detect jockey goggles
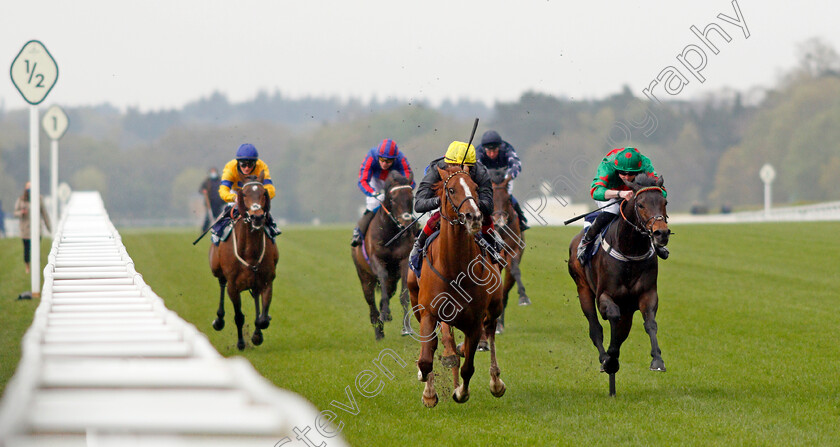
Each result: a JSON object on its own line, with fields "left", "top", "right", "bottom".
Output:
{"left": 238, "top": 159, "right": 256, "bottom": 168}
{"left": 378, "top": 157, "right": 395, "bottom": 164}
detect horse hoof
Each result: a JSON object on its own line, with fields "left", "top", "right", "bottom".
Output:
{"left": 518, "top": 295, "right": 531, "bottom": 306}
{"left": 441, "top": 355, "right": 458, "bottom": 369}
{"left": 452, "top": 388, "right": 470, "bottom": 404}
{"left": 252, "top": 332, "right": 263, "bottom": 346}
{"left": 422, "top": 393, "right": 438, "bottom": 408}
{"left": 380, "top": 310, "right": 392, "bottom": 322}
{"left": 401, "top": 327, "right": 411, "bottom": 336}
{"left": 602, "top": 357, "right": 619, "bottom": 375}
{"left": 650, "top": 360, "right": 666, "bottom": 372}
{"left": 237, "top": 340, "right": 246, "bottom": 351}
{"left": 455, "top": 343, "right": 465, "bottom": 358}
{"left": 495, "top": 322, "right": 504, "bottom": 334}
{"left": 490, "top": 379, "right": 506, "bottom": 398}
{"left": 256, "top": 317, "right": 270, "bottom": 330}
{"left": 212, "top": 319, "right": 224, "bottom": 331}
{"left": 477, "top": 340, "right": 489, "bottom": 352}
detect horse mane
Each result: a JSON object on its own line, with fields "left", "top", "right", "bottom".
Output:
{"left": 384, "top": 171, "right": 411, "bottom": 190}
{"left": 487, "top": 168, "right": 507, "bottom": 185}
{"left": 632, "top": 173, "right": 664, "bottom": 189}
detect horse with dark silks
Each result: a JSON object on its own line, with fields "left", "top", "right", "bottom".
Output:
{"left": 567, "top": 174, "right": 670, "bottom": 395}
{"left": 407, "top": 164, "right": 505, "bottom": 407}
{"left": 209, "top": 172, "right": 279, "bottom": 350}
{"left": 351, "top": 172, "right": 416, "bottom": 340}
{"left": 487, "top": 168, "right": 529, "bottom": 334}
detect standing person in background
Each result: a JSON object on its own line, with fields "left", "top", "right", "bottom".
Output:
{"left": 199, "top": 167, "right": 225, "bottom": 232}
{"left": 14, "top": 182, "right": 51, "bottom": 274}
{"left": 0, "top": 200, "right": 6, "bottom": 238}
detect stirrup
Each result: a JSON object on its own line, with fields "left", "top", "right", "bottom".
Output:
{"left": 576, "top": 238, "right": 592, "bottom": 262}
{"left": 350, "top": 228, "right": 363, "bottom": 247}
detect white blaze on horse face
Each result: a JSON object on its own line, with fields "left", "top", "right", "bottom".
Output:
{"left": 459, "top": 178, "right": 480, "bottom": 216}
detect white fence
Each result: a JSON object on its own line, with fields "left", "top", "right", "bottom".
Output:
{"left": 0, "top": 192, "right": 345, "bottom": 447}
{"left": 669, "top": 200, "right": 840, "bottom": 224}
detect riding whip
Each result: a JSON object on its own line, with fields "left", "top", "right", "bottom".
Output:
{"left": 461, "top": 118, "right": 479, "bottom": 169}
{"left": 563, "top": 200, "right": 622, "bottom": 226}
{"left": 192, "top": 210, "right": 227, "bottom": 245}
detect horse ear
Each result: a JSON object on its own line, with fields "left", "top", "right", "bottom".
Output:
{"left": 436, "top": 166, "right": 447, "bottom": 180}
{"left": 657, "top": 175, "right": 664, "bottom": 188}
{"left": 263, "top": 190, "right": 271, "bottom": 213}
{"left": 258, "top": 171, "right": 265, "bottom": 183}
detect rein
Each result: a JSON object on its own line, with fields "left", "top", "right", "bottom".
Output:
{"left": 232, "top": 180, "right": 268, "bottom": 271}
{"left": 376, "top": 184, "right": 414, "bottom": 232}
{"left": 440, "top": 170, "right": 478, "bottom": 226}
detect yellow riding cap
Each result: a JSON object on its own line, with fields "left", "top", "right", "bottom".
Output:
{"left": 443, "top": 141, "right": 477, "bottom": 165}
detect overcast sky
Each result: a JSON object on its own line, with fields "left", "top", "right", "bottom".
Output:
{"left": 1, "top": 0, "right": 837, "bottom": 112}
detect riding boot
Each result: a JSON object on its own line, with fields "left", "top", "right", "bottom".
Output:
{"left": 409, "top": 231, "right": 429, "bottom": 272}
{"left": 267, "top": 212, "right": 282, "bottom": 237}
{"left": 655, "top": 245, "right": 670, "bottom": 260}
{"left": 511, "top": 197, "right": 529, "bottom": 231}
{"left": 478, "top": 232, "right": 506, "bottom": 264}
{"left": 351, "top": 210, "right": 375, "bottom": 247}
{"left": 576, "top": 212, "right": 614, "bottom": 262}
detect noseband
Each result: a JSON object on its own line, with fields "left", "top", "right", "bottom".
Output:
{"left": 440, "top": 170, "right": 478, "bottom": 226}
{"left": 620, "top": 186, "right": 668, "bottom": 238}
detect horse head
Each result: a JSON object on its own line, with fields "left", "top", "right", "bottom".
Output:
{"left": 488, "top": 168, "right": 512, "bottom": 230}
{"left": 383, "top": 171, "right": 415, "bottom": 227}
{"left": 435, "top": 164, "right": 482, "bottom": 235}
{"left": 236, "top": 172, "right": 269, "bottom": 231}
{"left": 627, "top": 174, "right": 670, "bottom": 249}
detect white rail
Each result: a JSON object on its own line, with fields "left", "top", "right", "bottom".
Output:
{"left": 669, "top": 200, "right": 840, "bottom": 224}
{"left": 0, "top": 192, "right": 346, "bottom": 447}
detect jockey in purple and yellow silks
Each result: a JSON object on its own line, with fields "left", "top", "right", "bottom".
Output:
{"left": 576, "top": 147, "right": 668, "bottom": 262}
{"left": 350, "top": 139, "right": 414, "bottom": 246}
{"left": 210, "top": 143, "right": 280, "bottom": 243}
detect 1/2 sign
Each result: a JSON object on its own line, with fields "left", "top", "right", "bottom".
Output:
{"left": 42, "top": 105, "right": 69, "bottom": 140}
{"left": 10, "top": 40, "right": 58, "bottom": 105}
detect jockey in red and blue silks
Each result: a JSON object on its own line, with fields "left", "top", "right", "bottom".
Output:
{"left": 351, "top": 139, "right": 415, "bottom": 246}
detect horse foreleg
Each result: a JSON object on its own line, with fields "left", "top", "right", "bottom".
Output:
{"left": 487, "top": 326, "right": 505, "bottom": 398}
{"left": 417, "top": 313, "right": 439, "bottom": 408}
{"left": 453, "top": 326, "right": 481, "bottom": 404}
{"left": 510, "top": 257, "right": 530, "bottom": 305}
{"left": 603, "top": 305, "right": 633, "bottom": 375}
{"left": 212, "top": 277, "right": 227, "bottom": 331}
{"left": 640, "top": 290, "right": 665, "bottom": 371}
{"left": 399, "top": 260, "right": 411, "bottom": 335}
{"left": 439, "top": 322, "right": 460, "bottom": 390}
{"left": 228, "top": 287, "right": 246, "bottom": 351}
{"left": 378, "top": 271, "right": 396, "bottom": 323}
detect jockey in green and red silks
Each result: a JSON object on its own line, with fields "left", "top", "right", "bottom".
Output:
{"left": 577, "top": 147, "right": 668, "bottom": 262}
{"left": 350, "top": 139, "right": 415, "bottom": 247}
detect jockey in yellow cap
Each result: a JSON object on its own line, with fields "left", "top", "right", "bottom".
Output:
{"left": 409, "top": 141, "right": 501, "bottom": 274}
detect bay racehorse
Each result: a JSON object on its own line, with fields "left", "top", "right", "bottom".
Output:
{"left": 487, "top": 168, "right": 529, "bottom": 334}
{"left": 351, "top": 172, "right": 416, "bottom": 340}
{"left": 209, "top": 172, "right": 279, "bottom": 350}
{"left": 567, "top": 174, "right": 670, "bottom": 394}
{"left": 407, "top": 164, "right": 505, "bottom": 407}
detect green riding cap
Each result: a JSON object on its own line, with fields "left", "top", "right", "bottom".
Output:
{"left": 589, "top": 147, "right": 666, "bottom": 201}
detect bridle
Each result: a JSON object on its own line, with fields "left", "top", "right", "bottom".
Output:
{"left": 491, "top": 184, "right": 512, "bottom": 226}
{"left": 232, "top": 181, "right": 267, "bottom": 271}
{"left": 619, "top": 186, "right": 668, "bottom": 239}
{"left": 376, "top": 184, "right": 414, "bottom": 232}
{"left": 440, "top": 170, "right": 478, "bottom": 226}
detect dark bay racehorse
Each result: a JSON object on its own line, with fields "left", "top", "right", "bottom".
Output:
{"left": 351, "top": 172, "right": 416, "bottom": 340}
{"left": 567, "top": 174, "right": 670, "bottom": 394}
{"left": 407, "top": 164, "right": 505, "bottom": 407}
{"left": 488, "top": 168, "right": 529, "bottom": 334}
{"left": 209, "top": 172, "right": 279, "bottom": 350}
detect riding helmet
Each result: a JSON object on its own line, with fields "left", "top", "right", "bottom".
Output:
{"left": 613, "top": 147, "right": 644, "bottom": 173}
{"left": 236, "top": 143, "right": 259, "bottom": 160}
{"left": 480, "top": 130, "right": 502, "bottom": 147}
{"left": 444, "top": 141, "right": 476, "bottom": 165}
{"left": 377, "top": 139, "right": 399, "bottom": 159}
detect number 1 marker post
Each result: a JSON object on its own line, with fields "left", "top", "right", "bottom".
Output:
{"left": 43, "top": 105, "right": 69, "bottom": 225}
{"left": 10, "top": 40, "right": 59, "bottom": 298}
